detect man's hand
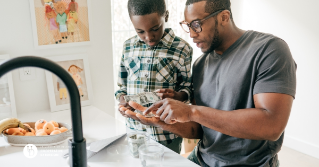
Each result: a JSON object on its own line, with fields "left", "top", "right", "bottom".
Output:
{"left": 118, "top": 95, "right": 135, "bottom": 118}
{"left": 123, "top": 101, "right": 203, "bottom": 139}
{"left": 144, "top": 98, "right": 192, "bottom": 124}
{"left": 121, "top": 101, "right": 164, "bottom": 128}
{"left": 155, "top": 89, "right": 187, "bottom": 102}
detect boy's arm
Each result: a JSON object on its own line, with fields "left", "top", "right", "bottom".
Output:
{"left": 155, "top": 45, "right": 193, "bottom": 102}
{"left": 176, "top": 45, "right": 193, "bottom": 102}
{"left": 115, "top": 54, "right": 128, "bottom": 101}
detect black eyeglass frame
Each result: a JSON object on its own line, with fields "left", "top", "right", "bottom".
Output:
{"left": 179, "top": 10, "right": 227, "bottom": 33}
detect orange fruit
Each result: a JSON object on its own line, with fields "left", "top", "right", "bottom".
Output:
{"left": 25, "top": 132, "right": 35, "bottom": 136}
{"left": 59, "top": 127, "right": 68, "bottom": 133}
{"left": 36, "top": 131, "right": 48, "bottom": 136}
{"left": 49, "top": 120, "right": 59, "bottom": 127}
{"left": 18, "top": 128, "right": 27, "bottom": 134}
{"left": 30, "top": 128, "right": 36, "bottom": 134}
{"left": 43, "top": 122, "right": 55, "bottom": 135}
{"left": 5, "top": 128, "right": 20, "bottom": 135}
{"left": 36, "top": 129, "right": 44, "bottom": 136}
{"left": 50, "top": 130, "right": 61, "bottom": 135}
{"left": 35, "top": 119, "right": 47, "bottom": 130}
{"left": 12, "top": 132, "right": 24, "bottom": 136}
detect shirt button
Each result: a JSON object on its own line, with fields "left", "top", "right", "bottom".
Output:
{"left": 145, "top": 74, "right": 149, "bottom": 77}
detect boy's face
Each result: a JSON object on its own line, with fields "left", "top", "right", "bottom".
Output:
{"left": 130, "top": 12, "right": 167, "bottom": 47}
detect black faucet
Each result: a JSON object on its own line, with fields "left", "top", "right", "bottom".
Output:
{"left": 0, "top": 56, "right": 87, "bottom": 167}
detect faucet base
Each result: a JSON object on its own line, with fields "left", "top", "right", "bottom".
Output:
{"left": 68, "top": 138, "right": 87, "bottom": 167}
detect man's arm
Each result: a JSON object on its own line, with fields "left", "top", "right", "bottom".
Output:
{"left": 123, "top": 101, "right": 203, "bottom": 139}
{"left": 148, "top": 93, "right": 293, "bottom": 141}
{"left": 160, "top": 121, "right": 203, "bottom": 139}
{"left": 191, "top": 93, "right": 294, "bottom": 141}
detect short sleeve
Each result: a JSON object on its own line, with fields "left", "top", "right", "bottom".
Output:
{"left": 253, "top": 38, "right": 297, "bottom": 98}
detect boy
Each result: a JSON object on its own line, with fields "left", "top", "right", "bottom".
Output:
{"left": 114, "top": 0, "right": 193, "bottom": 154}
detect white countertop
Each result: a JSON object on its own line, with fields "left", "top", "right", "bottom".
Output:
{"left": 0, "top": 106, "right": 199, "bottom": 167}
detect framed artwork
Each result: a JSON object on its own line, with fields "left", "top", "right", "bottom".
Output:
{"left": 29, "top": 0, "right": 92, "bottom": 49}
{"left": 45, "top": 53, "right": 93, "bottom": 112}
{"left": 0, "top": 54, "right": 17, "bottom": 119}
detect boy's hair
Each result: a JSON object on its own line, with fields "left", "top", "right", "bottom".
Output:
{"left": 128, "top": 0, "right": 166, "bottom": 17}
{"left": 186, "top": 0, "right": 232, "bottom": 19}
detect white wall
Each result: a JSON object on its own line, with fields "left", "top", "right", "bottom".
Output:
{"left": 0, "top": 1, "right": 115, "bottom": 116}
{"left": 231, "top": 0, "right": 319, "bottom": 159}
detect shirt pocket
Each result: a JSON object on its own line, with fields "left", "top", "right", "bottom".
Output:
{"left": 124, "top": 56, "right": 140, "bottom": 81}
{"left": 155, "top": 57, "right": 177, "bottom": 83}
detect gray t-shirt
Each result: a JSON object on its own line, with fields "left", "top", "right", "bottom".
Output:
{"left": 192, "top": 31, "right": 296, "bottom": 167}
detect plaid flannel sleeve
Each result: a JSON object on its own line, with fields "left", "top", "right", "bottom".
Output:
{"left": 115, "top": 54, "right": 128, "bottom": 101}
{"left": 176, "top": 45, "right": 193, "bottom": 103}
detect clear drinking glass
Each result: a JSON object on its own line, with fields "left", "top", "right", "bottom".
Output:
{"left": 138, "top": 144, "right": 164, "bottom": 167}
{"left": 127, "top": 131, "right": 150, "bottom": 158}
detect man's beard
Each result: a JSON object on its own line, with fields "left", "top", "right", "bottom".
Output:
{"left": 204, "top": 18, "right": 221, "bottom": 54}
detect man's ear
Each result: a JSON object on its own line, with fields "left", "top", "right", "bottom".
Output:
{"left": 165, "top": 10, "right": 169, "bottom": 22}
{"left": 220, "top": 10, "right": 231, "bottom": 26}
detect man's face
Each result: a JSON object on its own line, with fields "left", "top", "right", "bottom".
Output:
{"left": 184, "top": 1, "right": 221, "bottom": 53}
{"left": 130, "top": 13, "right": 166, "bottom": 47}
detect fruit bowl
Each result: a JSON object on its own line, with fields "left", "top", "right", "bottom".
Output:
{"left": 2, "top": 122, "right": 72, "bottom": 146}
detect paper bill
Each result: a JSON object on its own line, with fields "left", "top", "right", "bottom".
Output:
{"left": 124, "top": 95, "right": 141, "bottom": 104}
{"left": 144, "top": 92, "right": 161, "bottom": 102}
{"left": 124, "top": 92, "right": 160, "bottom": 105}
{"left": 123, "top": 92, "right": 161, "bottom": 117}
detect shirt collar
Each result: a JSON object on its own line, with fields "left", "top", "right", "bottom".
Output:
{"left": 133, "top": 28, "right": 175, "bottom": 49}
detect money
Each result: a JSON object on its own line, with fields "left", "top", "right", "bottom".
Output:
{"left": 124, "top": 92, "right": 160, "bottom": 105}
{"left": 123, "top": 94, "right": 141, "bottom": 104}
{"left": 123, "top": 92, "right": 161, "bottom": 118}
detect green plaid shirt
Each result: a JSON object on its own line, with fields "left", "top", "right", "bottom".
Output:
{"left": 115, "top": 28, "right": 193, "bottom": 143}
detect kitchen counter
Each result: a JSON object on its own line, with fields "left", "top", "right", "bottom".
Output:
{"left": 0, "top": 106, "right": 199, "bottom": 167}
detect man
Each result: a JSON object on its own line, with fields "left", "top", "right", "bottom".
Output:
{"left": 121, "top": 0, "right": 296, "bottom": 166}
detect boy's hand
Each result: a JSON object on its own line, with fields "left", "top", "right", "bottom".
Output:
{"left": 155, "top": 89, "right": 187, "bottom": 102}
{"left": 122, "top": 101, "right": 164, "bottom": 128}
{"left": 118, "top": 95, "right": 135, "bottom": 118}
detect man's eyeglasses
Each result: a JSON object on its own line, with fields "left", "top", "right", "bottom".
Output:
{"left": 179, "top": 10, "right": 225, "bottom": 33}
